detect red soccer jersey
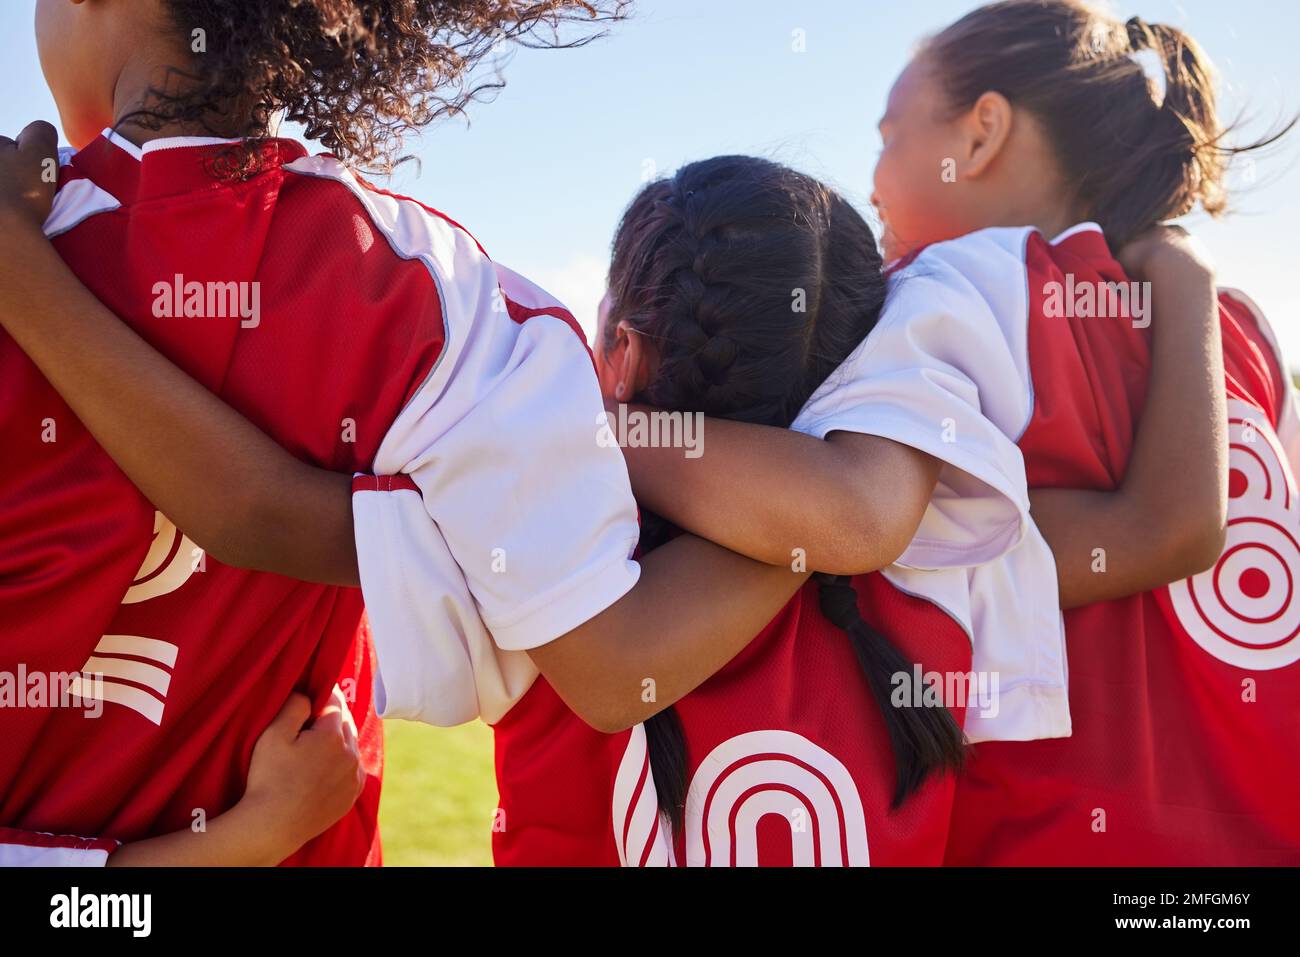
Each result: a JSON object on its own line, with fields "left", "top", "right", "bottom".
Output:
{"left": 492, "top": 573, "right": 972, "bottom": 867}
{"left": 943, "top": 224, "right": 1300, "bottom": 865}
{"left": 0, "top": 130, "right": 462, "bottom": 864}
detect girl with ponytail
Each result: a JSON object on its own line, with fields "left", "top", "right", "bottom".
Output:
{"left": 600, "top": 156, "right": 969, "bottom": 827}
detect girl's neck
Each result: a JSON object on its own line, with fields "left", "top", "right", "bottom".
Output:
{"left": 1028, "top": 206, "right": 1094, "bottom": 242}
{"left": 967, "top": 190, "right": 1091, "bottom": 245}
{"left": 108, "top": 53, "right": 250, "bottom": 147}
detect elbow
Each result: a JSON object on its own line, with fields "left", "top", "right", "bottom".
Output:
{"left": 571, "top": 702, "right": 638, "bottom": 736}
{"left": 194, "top": 491, "right": 273, "bottom": 572}
{"left": 196, "top": 538, "right": 258, "bottom": 574}
{"left": 1159, "top": 504, "right": 1228, "bottom": 581}
{"left": 1179, "top": 520, "right": 1229, "bottom": 580}
{"left": 555, "top": 685, "right": 645, "bottom": 735}
{"left": 571, "top": 692, "right": 645, "bottom": 734}
{"left": 818, "top": 471, "right": 930, "bottom": 575}
{"left": 587, "top": 712, "right": 639, "bottom": 736}
{"left": 818, "top": 509, "right": 916, "bottom": 576}
{"left": 869, "top": 523, "right": 915, "bottom": 572}
{"left": 166, "top": 523, "right": 246, "bottom": 572}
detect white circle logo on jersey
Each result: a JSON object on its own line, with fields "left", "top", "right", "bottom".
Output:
{"left": 122, "top": 511, "right": 200, "bottom": 604}
{"left": 1169, "top": 400, "right": 1300, "bottom": 670}
{"left": 684, "top": 729, "right": 869, "bottom": 867}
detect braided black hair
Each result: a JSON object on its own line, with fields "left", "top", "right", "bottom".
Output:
{"left": 815, "top": 575, "right": 965, "bottom": 804}
{"left": 605, "top": 156, "right": 964, "bottom": 832}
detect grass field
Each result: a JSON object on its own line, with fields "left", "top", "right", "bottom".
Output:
{"left": 377, "top": 718, "right": 497, "bottom": 866}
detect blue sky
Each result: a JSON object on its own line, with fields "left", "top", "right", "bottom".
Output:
{"left": 2, "top": 0, "right": 1297, "bottom": 360}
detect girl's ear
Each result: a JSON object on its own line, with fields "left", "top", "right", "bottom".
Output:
{"left": 960, "top": 90, "right": 1014, "bottom": 180}
{"left": 610, "top": 319, "right": 656, "bottom": 402}
{"left": 594, "top": 316, "right": 646, "bottom": 401}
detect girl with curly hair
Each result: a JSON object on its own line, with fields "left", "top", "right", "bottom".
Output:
{"left": 0, "top": 0, "right": 762, "bottom": 867}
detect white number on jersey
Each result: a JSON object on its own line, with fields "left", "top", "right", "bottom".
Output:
{"left": 615, "top": 726, "right": 870, "bottom": 866}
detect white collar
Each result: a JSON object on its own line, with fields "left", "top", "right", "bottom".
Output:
{"left": 101, "top": 127, "right": 245, "bottom": 161}
{"left": 1049, "top": 222, "right": 1104, "bottom": 245}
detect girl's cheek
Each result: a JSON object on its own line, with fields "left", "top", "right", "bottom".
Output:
{"left": 874, "top": 153, "right": 919, "bottom": 254}
{"left": 878, "top": 144, "right": 956, "bottom": 259}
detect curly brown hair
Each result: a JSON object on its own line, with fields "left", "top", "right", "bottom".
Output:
{"left": 128, "top": 0, "right": 630, "bottom": 171}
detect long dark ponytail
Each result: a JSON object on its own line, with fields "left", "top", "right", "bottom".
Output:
{"left": 815, "top": 575, "right": 965, "bottom": 805}
{"left": 604, "top": 156, "right": 964, "bottom": 832}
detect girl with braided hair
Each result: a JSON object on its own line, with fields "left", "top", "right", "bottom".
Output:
{"left": 587, "top": 156, "right": 966, "bottom": 859}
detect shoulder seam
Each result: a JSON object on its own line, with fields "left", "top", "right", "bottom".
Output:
{"left": 282, "top": 158, "right": 455, "bottom": 410}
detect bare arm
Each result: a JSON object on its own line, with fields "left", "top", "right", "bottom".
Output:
{"left": 0, "top": 123, "right": 358, "bottom": 586}
{"left": 619, "top": 422, "right": 942, "bottom": 575}
{"left": 104, "top": 799, "right": 298, "bottom": 867}
{"left": 622, "top": 231, "right": 1225, "bottom": 612}
{"left": 535, "top": 423, "right": 936, "bottom": 732}
{"left": 530, "top": 534, "right": 810, "bottom": 732}
{"left": 0, "top": 819, "right": 278, "bottom": 867}
{"left": 1029, "top": 229, "right": 1228, "bottom": 609}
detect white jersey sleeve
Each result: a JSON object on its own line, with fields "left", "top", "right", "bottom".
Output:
{"left": 0, "top": 828, "right": 117, "bottom": 866}
{"left": 330, "top": 169, "right": 640, "bottom": 727}
{"left": 793, "top": 228, "right": 1070, "bottom": 742}
{"left": 1220, "top": 286, "right": 1300, "bottom": 475}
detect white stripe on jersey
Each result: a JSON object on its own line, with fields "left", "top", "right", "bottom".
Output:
{"left": 612, "top": 724, "right": 676, "bottom": 867}
{"left": 43, "top": 177, "right": 121, "bottom": 240}
{"left": 74, "top": 635, "right": 180, "bottom": 726}
{"left": 1220, "top": 286, "right": 1300, "bottom": 476}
